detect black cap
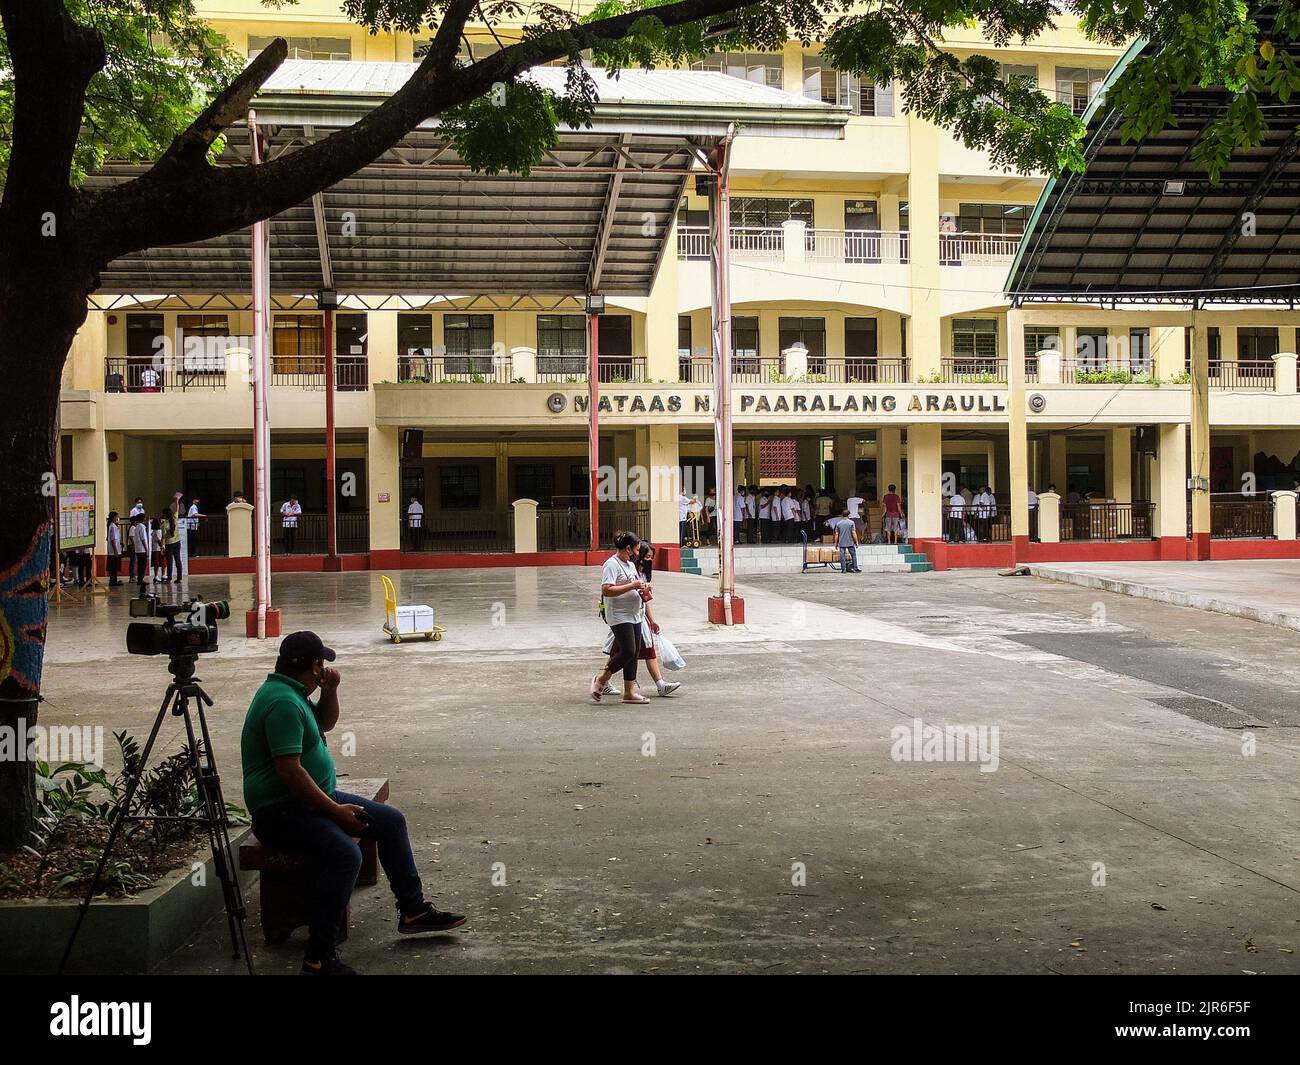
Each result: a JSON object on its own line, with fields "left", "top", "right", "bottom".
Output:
{"left": 276, "top": 630, "right": 336, "bottom": 672}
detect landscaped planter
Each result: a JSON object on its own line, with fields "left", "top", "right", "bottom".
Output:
{"left": 0, "top": 828, "right": 253, "bottom": 975}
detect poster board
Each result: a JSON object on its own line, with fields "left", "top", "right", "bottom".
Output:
{"left": 58, "top": 481, "right": 96, "bottom": 550}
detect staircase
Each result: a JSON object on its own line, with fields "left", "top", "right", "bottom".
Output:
{"left": 679, "top": 542, "right": 933, "bottom": 576}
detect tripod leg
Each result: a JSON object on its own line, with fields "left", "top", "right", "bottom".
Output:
{"left": 58, "top": 684, "right": 179, "bottom": 975}
{"left": 184, "top": 698, "right": 255, "bottom": 974}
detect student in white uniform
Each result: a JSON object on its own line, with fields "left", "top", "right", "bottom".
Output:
{"left": 733, "top": 489, "right": 747, "bottom": 544}
{"left": 280, "top": 496, "right": 302, "bottom": 554}
{"left": 406, "top": 496, "right": 425, "bottom": 552}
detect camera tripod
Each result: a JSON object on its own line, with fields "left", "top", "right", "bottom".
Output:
{"left": 59, "top": 654, "right": 254, "bottom": 975}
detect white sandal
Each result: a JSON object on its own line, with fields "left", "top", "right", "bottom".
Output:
{"left": 622, "top": 693, "right": 650, "bottom": 704}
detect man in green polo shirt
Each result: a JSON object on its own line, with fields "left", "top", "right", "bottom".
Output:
{"left": 241, "top": 630, "right": 466, "bottom": 975}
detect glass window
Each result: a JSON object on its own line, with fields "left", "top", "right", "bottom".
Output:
{"left": 439, "top": 465, "right": 481, "bottom": 510}
{"left": 952, "top": 318, "right": 999, "bottom": 358}
{"left": 800, "top": 54, "right": 894, "bottom": 115}
{"left": 176, "top": 314, "right": 229, "bottom": 372}
{"left": 692, "top": 52, "right": 783, "bottom": 88}
{"left": 1129, "top": 328, "right": 1151, "bottom": 373}
{"left": 1238, "top": 326, "right": 1279, "bottom": 362}
{"left": 537, "top": 314, "right": 586, "bottom": 358}
{"left": 597, "top": 314, "right": 633, "bottom": 357}
{"left": 1076, "top": 328, "right": 1109, "bottom": 370}
{"left": 126, "top": 313, "right": 164, "bottom": 358}
{"left": 515, "top": 465, "right": 555, "bottom": 506}
{"left": 1055, "top": 66, "right": 1108, "bottom": 116}
{"left": 272, "top": 314, "right": 324, "bottom": 375}
{"left": 444, "top": 314, "right": 494, "bottom": 373}
{"left": 732, "top": 197, "right": 814, "bottom": 228}
{"left": 398, "top": 313, "right": 433, "bottom": 356}
{"left": 249, "top": 36, "right": 351, "bottom": 61}
{"left": 733, "top": 316, "right": 760, "bottom": 360}
{"left": 958, "top": 203, "right": 1027, "bottom": 235}
{"left": 779, "top": 317, "right": 826, "bottom": 359}
{"left": 1025, "top": 326, "right": 1061, "bottom": 353}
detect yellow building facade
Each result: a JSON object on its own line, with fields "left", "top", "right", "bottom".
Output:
{"left": 58, "top": 3, "right": 1300, "bottom": 570}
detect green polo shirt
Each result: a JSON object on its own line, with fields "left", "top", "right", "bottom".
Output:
{"left": 240, "top": 672, "right": 336, "bottom": 815}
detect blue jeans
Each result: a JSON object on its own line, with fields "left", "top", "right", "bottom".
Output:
{"left": 251, "top": 789, "right": 423, "bottom": 958}
{"left": 839, "top": 545, "right": 858, "bottom": 572}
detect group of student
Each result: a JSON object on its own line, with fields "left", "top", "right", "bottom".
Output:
{"left": 104, "top": 494, "right": 204, "bottom": 587}
{"left": 729, "top": 484, "right": 907, "bottom": 547}
{"left": 943, "top": 484, "right": 1005, "bottom": 544}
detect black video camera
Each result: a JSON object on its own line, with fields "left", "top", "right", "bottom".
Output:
{"left": 127, "top": 595, "right": 230, "bottom": 657}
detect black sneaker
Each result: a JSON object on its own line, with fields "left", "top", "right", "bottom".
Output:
{"left": 398, "top": 903, "right": 467, "bottom": 935}
{"left": 300, "top": 953, "right": 357, "bottom": 975}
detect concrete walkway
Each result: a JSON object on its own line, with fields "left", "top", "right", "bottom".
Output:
{"left": 1028, "top": 559, "right": 1300, "bottom": 631}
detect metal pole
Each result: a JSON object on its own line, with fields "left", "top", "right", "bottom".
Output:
{"left": 588, "top": 307, "right": 600, "bottom": 553}
{"left": 248, "top": 110, "right": 272, "bottom": 639}
{"left": 711, "top": 132, "right": 737, "bottom": 622}
{"left": 324, "top": 307, "right": 337, "bottom": 560}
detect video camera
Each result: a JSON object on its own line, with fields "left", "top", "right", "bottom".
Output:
{"left": 127, "top": 595, "right": 230, "bottom": 658}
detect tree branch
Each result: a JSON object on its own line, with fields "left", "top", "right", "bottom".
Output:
{"left": 85, "top": 0, "right": 758, "bottom": 261}
{"left": 153, "top": 38, "right": 289, "bottom": 173}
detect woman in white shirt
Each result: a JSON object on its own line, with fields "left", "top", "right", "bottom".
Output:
{"left": 106, "top": 512, "right": 123, "bottom": 587}
{"left": 592, "top": 531, "right": 651, "bottom": 704}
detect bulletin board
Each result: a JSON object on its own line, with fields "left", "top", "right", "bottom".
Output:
{"left": 58, "top": 481, "right": 96, "bottom": 550}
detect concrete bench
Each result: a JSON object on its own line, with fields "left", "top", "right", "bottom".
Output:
{"left": 239, "top": 777, "right": 389, "bottom": 945}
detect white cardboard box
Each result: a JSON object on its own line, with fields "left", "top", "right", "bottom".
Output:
{"left": 394, "top": 605, "right": 435, "bottom": 633}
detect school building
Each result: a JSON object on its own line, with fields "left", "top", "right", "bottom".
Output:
{"left": 56, "top": 2, "right": 1300, "bottom": 574}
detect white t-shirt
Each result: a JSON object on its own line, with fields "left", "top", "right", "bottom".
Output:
{"left": 782, "top": 497, "right": 798, "bottom": 521}
{"left": 407, "top": 501, "right": 424, "bottom": 527}
{"left": 678, "top": 495, "right": 690, "bottom": 521}
{"left": 107, "top": 522, "right": 122, "bottom": 555}
{"left": 745, "top": 494, "right": 757, "bottom": 518}
{"left": 185, "top": 504, "right": 200, "bottom": 531}
{"left": 129, "top": 522, "right": 150, "bottom": 553}
{"left": 847, "top": 496, "right": 864, "bottom": 518}
{"left": 129, "top": 503, "right": 145, "bottom": 518}
{"left": 733, "top": 493, "right": 746, "bottom": 521}
{"left": 1027, "top": 490, "right": 1039, "bottom": 509}
{"left": 800, "top": 499, "right": 812, "bottom": 521}
{"left": 948, "top": 494, "right": 965, "bottom": 516}
{"left": 280, "top": 501, "right": 301, "bottom": 528}
{"left": 601, "top": 555, "right": 644, "bottom": 625}
{"left": 758, "top": 497, "right": 772, "bottom": 519}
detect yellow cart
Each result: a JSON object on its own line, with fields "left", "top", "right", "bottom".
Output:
{"left": 381, "top": 574, "right": 445, "bottom": 644}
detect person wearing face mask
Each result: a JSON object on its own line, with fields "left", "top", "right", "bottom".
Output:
{"left": 241, "top": 631, "right": 467, "bottom": 975}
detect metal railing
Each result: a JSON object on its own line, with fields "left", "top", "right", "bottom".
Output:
{"left": 943, "top": 502, "right": 1011, "bottom": 542}
{"left": 268, "top": 358, "right": 370, "bottom": 391}
{"left": 270, "top": 511, "right": 370, "bottom": 555}
{"left": 807, "top": 229, "right": 909, "bottom": 264}
{"left": 531, "top": 357, "right": 647, "bottom": 383}
{"left": 1059, "top": 357, "right": 1156, "bottom": 383}
{"left": 940, "top": 357, "right": 1038, "bottom": 384}
{"left": 398, "top": 354, "right": 515, "bottom": 383}
{"left": 1210, "top": 360, "right": 1275, "bottom": 389}
{"left": 104, "top": 356, "right": 226, "bottom": 392}
{"left": 185, "top": 513, "right": 228, "bottom": 557}
{"left": 731, "top": 357, "right": 786, "bottom": 383}
{"left": 539, "top": 500, "right": 649, "bottom": 551}
{"left": 939, "top": 232, "right": 1022, "bottom": 262}
{"left": 402, "top": 511, "right": 513, "bottom": 553}
{"left": 680, "top": 356, "right": 911, "bottom": 384}
{"left": 1060, "top": 501, "right": 1156, "bottom": 541}
{"left": 1210, "top": 498, "right": 1274, "bottom": 539}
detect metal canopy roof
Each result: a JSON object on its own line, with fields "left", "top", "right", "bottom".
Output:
{"left": 88, "top": 61, "right": 844, "bottom": 299}
{"left": 1008, "top": 8, "right": 1300, "bottom": 306}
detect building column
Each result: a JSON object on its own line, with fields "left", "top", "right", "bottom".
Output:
{"left": 643, "top": 424, "right": 680, "bottom": 546}
{"left": 833, "top": 433, "right": 858, "bottom": 498}
{"left": 1048, "top": 432, "right": 1069, "bottom": 494}
{"left": 1190, "top": 323, "right": 1211, "bottom": 558}
{"left": 367, "top": 425, "right": 401, "bottom": 557}
{"left": 1156, "top": 423, "right": 1188, "bottom": 558}
{"left": 877, "top": 427, "right": 902, "bottom": 498}
{"left": 71, "top": 429, "right": 111, "bottom": 564}
{"left": 745, "top": 440, "right": 761, "bottom": 485}
{"left": 1106, "top": 427, "right": 1132, "bottom": 502}
{"left": 106, "top": 431, "right": 126, "bottom": 519}
{"left": 906, "top": 424, "right": 943, "bottom": 541}
{"left": 495, "top": 442, "right": 509, "bottom": 514}
{"left": 907, "top": 118, "right": 942, "bottom": 379}
{"left": 644, "top": 227, "right": 680, "bottom": 381}
{"left": 367, "top": 310, "right": 398, "bottom": 386}
{"left": 1006, "top": 307, "right": 1030, "bottom": 554}
{"left": 796, "top": 436, "right": 822, "bottom": 487}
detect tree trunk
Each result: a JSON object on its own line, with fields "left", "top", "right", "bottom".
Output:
{"left": 0, "top": 258, "right": 95, "bottom": 850}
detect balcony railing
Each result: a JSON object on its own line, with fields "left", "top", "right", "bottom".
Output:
{"left": 939, "top": 232, "right": 1022, "bottom": 263}
{"left": 398, "top": 354, "right": 515, "bottom": 383}
{"left": 679, "top": 356, "right": 911, "bottom": 384}
{"left": 532, "top": 356, "right": 647, "bottom": 383}
{"left": 940, "top": 357, "right": 1038, "bottom": 384}
{"left": 186, "top": 513, "right": 228, "bottom": 557}
{"left": 807, "top": 229, "right": 910, "bottom": 264}
{"left": 1210, "top": 360, "right": 1275, "bottom": 389}
{"left": 270, "top": 357, "right": 370, "bottom": 391}
{"left": 402, "top": 510, "right": 513, "bottom": 553}
{"left": 1060, "top": 502, "right": 1156, "bottom": 541}
{"left": 944, "top": 502, "right": 1012, "bottom": 543}
{"left": 1210, "top": 497, "right": 1274, "bottom": 539}
{"left": 105, "top": 356, "right": 225, "bottom": 392}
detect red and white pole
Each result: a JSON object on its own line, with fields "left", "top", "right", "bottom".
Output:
{"left": 324, "top": 306, "right": 338, "bottom": 564}
{"left": 588, "top": 306, "right": 601, "bottom": 554}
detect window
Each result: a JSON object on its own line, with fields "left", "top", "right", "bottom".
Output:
{"left": 845, "top": 200, "right": 881, "bottom": 263}
{"left": 952, "top": 319, "right": 999, "bottom": 359}
{"left": 445, "top": 313, "right": 495, "bottom": 373}
{"left": 439, "top": 465, "right": 481, "bottom": 510}
{"left": 958, "top": 203, "right": 1027, "bottom": 236}
{"left": 126, "top": 313, "right": 163, "bottom": 358}
{"left": 779, "top": 317, "right": 827, "bottom": 364}
{"left": 335, "top": 313, "right": 368, "bottom": 391}
{"left": 1025, "top": 326, "right": 1061, "bottom": 353}
{"left": 1055, "top": 66, "right": 1108, "bottom": 116}
{"left": 398, "top": 313, "right": 433, "bottom": 356}
{"left": 1238, "top": 326, "right": 1279, "bottom": 362}
{"left": 732, "top": 197, "right": 814, "bottom": 229}
{"left": 176, "top": 314, "right": 230, "bottom": 373}
{"left": 182, "top": 466, "right": 229, "bottom": 510}
{"left": 845, "top": 318, "right": 879, "bottom": 382}
{"left": 1000, "top": 63, "right": 1038, "bottom": 89}
{"left": 537, "top": 314, "right": 586, "bottom": 376}
{"left": 515, "top": 465, "right": 556, "bottom": 506}
{"left": 1076, "top": 328, "right": 1109, "bottom": 371}
{"left": 249, "top": 36, "right": 351, "bottom": 61}
{"left": 598, "top": 314, "right": 634, "bottom": 380}
{"left": 692, "top": 52, "right": 783, "bottom": 88}
{"left": 1129, "top": 328, "right": 1151, "bottom": 374}
{"left": 272, "top": 314, "right": 324, "bottom": 376}
{"left": 733, "top": 316, "right": 760, "bottom": 371}
{"left": 271, "top": 467, "right": 307, "bottom": 507}
{"left": 800, "top": 54, "right": 894, "bottom": 116}
{"left": 678, "top": 315, "right": 693, "bottom": 359}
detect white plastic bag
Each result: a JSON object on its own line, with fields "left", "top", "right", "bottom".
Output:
{"left": 655, "top": 632, "right": 685, "bottom": 671}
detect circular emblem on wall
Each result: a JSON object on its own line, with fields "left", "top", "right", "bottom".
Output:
{"left": 546, "top": 392, "right": 567, "bottom": 414}
{"left": 1028, "top": 393, "right": 1047, "bottom": 413}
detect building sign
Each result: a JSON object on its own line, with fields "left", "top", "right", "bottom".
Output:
{"left": 562, "top": 390, "right": 1012, "bottom": 416}
{"left": 58, "top": 481, "right": 96, "bottom": 549}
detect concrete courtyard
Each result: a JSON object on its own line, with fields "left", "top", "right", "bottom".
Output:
{"left": 35, "top": 563, "right": 1300, "bottom": 975}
